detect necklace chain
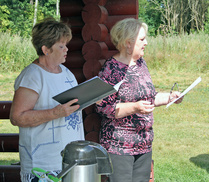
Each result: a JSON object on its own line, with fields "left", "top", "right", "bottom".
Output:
{"left": 37, "top": 59, "right": 61, "bottom": 73}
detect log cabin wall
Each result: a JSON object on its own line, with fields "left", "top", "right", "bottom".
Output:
{"left": 60, "top": 2, "right": 140, "bottom": 181}
{"left": 60, "top": 0, "right": 139, "bottom": 144}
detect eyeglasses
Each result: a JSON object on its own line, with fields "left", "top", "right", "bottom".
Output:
{"left": 170, "top": 82, "right": 179, "bottom": 94}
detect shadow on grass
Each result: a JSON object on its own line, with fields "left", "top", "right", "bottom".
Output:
{"left": 190, "top": 154, "right": 209, "bottom": 173}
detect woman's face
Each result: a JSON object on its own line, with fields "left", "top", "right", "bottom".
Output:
{"left": 48, "top": 38, "right": 68, "bottom": 64}
{"left": 131, "top": 27, "right": 147, "bottom": 59}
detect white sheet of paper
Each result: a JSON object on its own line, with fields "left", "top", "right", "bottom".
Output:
{"left": 166, "top": 77, "right": 202, "bottom": 108}
{"left": 114, "top": 80, "right": 124, "bottom": 91}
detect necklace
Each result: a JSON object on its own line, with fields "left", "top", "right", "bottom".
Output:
{"left": 37, "top": 59, "right": 61, "bottom": 73}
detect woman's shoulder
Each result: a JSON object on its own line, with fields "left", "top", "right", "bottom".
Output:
{"left": 17, "top": 63, "right": 41, "bottom": 79}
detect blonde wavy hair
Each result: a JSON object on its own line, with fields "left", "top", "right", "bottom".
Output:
{"left": 110, "top": 18, "right": 148, "bottom": 51}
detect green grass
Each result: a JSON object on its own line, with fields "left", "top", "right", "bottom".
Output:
{"left": 151, "top": 71, "right": 209, "bottom": 182}
{"left": 0, "top": 32, "right": 209, "bottom": 181}
{"left": 1, "top": 71, "right": 208, "bottom": 181}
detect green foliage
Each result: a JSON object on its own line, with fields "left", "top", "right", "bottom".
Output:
{"left": 0, "top": 0, "right": 58, "bottom": 37}
{"left": 145, "top": 32, "right": 209, "bottom": 73}
{"left": 138, "top": 0, "right": 162, "bottom": 36}
{"left": 0, "top": 31, "right": 37, "bottom": 72}
{"left": 0, "top": 0, "right": 34, "bottom": 37}
{"left": 139, "top": 0, "right": 209, "bottom": 36}
{"left": 0, "top": 5, "right": 10, "bottom": 31}
{"left": 39, "top": 0, "right": 60, "bottom": 19}
{"left": 205, "top": 6, "right": 209, "bottom": 34}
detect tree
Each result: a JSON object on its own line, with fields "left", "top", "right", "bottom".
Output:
{"left": 0, "top": 5, "right": 10, "bottom": 31}
{"left": 0, "top": 0, "right": 59, "bottom": 37}
{"left": 188, "top": 0, "right": 209, "bottom": 32}
{"left": 33, "top": 0, "right": 38, "bottom": 26}
{"left": 138, "top": 0, "right": 162, "bottom": 36}
{"left": 147, "top": 0, "right": 209, "bottom": 34}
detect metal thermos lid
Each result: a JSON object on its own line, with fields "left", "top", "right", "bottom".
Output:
{"left": 62, "top": 140, "right": 97, "bottom": 165}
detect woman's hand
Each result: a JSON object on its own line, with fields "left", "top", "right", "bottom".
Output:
{"left": 169, "top": 91, "right": 184, "bottom": 104}
{"left": 10, "top": 87, "right": 80, "bottom": 127}
{"left": 134, "top": 101, "right": 155, "bottom": 114}
{"left": 115, "top": 100, "right": 155, "bottom": 118}
{"left": 53, "top": 99, "right": 80, "bottom": 118}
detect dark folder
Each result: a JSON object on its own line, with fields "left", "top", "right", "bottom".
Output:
{"left": 53, "top": 76, "right": 122, "bottom": 111}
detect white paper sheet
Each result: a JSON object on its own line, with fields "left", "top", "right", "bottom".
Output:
{"left": 166, "top": 77, "right": 202, "bottom": 108}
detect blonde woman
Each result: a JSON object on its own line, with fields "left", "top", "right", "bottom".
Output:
{"left": 96, "top": 18, "right": 183, "bottom": 182}
{"left": 10, "top": 18, "right": 84, "bottom": 182}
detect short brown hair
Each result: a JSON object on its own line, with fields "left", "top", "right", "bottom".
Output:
{"left": 32, "top": 18, "right": 72, "bottom": 56}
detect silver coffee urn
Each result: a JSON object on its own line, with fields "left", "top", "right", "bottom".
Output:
{"left": 57, "top": 140, "right": 113, "bottom": 182}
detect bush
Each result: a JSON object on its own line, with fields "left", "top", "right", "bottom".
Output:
{"left": 0, "top": 31, "right": 209, "bottom": 74}
{"left": 0, "top": 31, "right": 37, "bottom": 72}
{"left": 145, "top": 32, "right": 209, "bottom": 73}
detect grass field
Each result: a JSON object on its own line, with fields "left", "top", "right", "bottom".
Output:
{"left": 0, "top": 32, "right": 208, "bottom": 181}
{"left": 0, "top": 70, "right": 208, "bottom": 181}
{"left": 151, "top": 71, "right": 209, "bottom": 182}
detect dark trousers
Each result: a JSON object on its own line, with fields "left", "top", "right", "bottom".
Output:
{"left": 109, "top": 151, "right": 152, "bottom": 182}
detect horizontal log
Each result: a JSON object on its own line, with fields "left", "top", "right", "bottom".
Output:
{"left": 64, "top": 51, "right": 85, "bottom": 68}
{"left": 82, "top": 24, "right": 116, "bottom": 50}
{"left": 83, "top": 105, "right": 95, "bottom": 115}
{"left": 82, "top": 23, "right": 108, "bottom": 42}
{"left": 82, "top": 41, "right": 108, "bottom": 60}
{"left": 70, "top": 68, "right": 86, "bottom": 84}
{"left": 84, "top": 113, "right": 101, "bottom": 132}
{"left": 0, "top": 165, "right": 21, "bottom": 182}
{"left": 83, "top": 60, "right": 103, "bottom": 80}
{"left": 60, "top": 0, "right": 84, "bottom": 17}
{"left": 83, "top": 0, "right": 107, "bottom": 6}
{"left": 0, "top": 101, "right": 12, "bottom": 119}
{"left": 85, "top": 131, "right": 99, "bottom": 143}
{"left": 104, "top": 50, "right": 119, "bottom": 60}
{"left": 104, "top": 33, "right": 115, "bottom": 50}
{"left": 104, "top": 15, "right": 138, "bottom": 31}
{"left": 0, "top": 133, "right": 19, "bottom": 152}
{"left": 68, "top": 35, "right": 85, "bottom": 52}
{"left": 82, "top": 4, "right": 108, "bottom": 24}
{"left": 105, "top": 0, "right": 139, "bottom": 16}
{"left": 61, "top": 16, "right": 84, "bottom": 35}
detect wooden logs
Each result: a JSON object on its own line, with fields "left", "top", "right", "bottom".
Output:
{"left": 0, "top": 165, "right": 21, "bottom": 182}
{"left": 84, "top": 113, "right": 101, "bottom": 143}
{"left": 0, "top": 101, "right": 12, "bottom": 119}
{"left": 61, "top": 16, "right": 84, "bottom": 35}
{"left": 83, "top": 0, "right": 107, "bottom": 6}
{"left": 82, "top": 41, "right": 108, "bottom": 60}
{"left": 81, "top": 0, "right": 139, "bottom": 81}
{"left": 105, "top": 0, "right": 139, "bottom": 15}
{"left": 67, "top": 35, "right": 84, "bottom": 52}
{"left": 69, "top": 69, "right": 86, "bottom": 84}
{"left": 60, "top": 0, "right": 84, "bottom": 17}
{"left": 104, "top": 14, "right": 138, "bottom": 30}
{"left": 84, "top": 113, "right": 101, "bottom": 133}
{"left": 85, "top": 131, "right": 99, "bottom": 143}
{"left": 82, "top": 23, "right": 108, "bottom": 42}
{"left": 0, "top": 133, "right": 19, "bottom": 152}
{"left": 83, "top": 61, "right": 102, "bottom": 80}
{"left": 82, "top": 4, "right": 108, "bottom": 24}
{"left": 64, "top": 51, "right": 85, "bottom": 68}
